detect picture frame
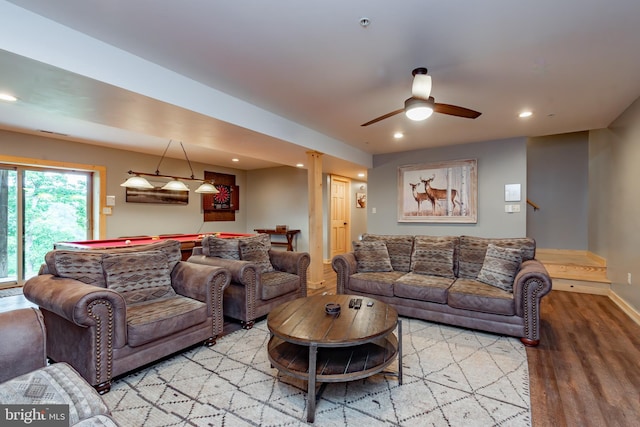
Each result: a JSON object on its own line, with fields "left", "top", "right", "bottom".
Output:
{"left": 398, "top": 159, "right": 477, "bottom": 223}
{"left": 125, "top": 185, "right": 189, "bottom": 205}
{"left": 356, "top": 192, "right": 366, "bottom": 208}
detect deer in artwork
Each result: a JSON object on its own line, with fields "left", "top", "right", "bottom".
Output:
{"left": 421, "top": 175, "right": 460, "bottom": 215}
{"left": 409, "top": 182, "right": 431, "bottom": 214}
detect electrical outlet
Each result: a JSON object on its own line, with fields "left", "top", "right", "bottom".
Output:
{"left": 628, "top": 273, "right": 632, "bottom": 285}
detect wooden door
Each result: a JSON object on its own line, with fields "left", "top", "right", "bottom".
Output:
{"left": 330, "top": 175, "right": 351, "bottom": 259}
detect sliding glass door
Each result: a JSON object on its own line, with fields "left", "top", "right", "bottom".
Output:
{"left": 0, "top": 165, "right": 91, "bottom": 285}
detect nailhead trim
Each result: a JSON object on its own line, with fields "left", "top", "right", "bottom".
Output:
{"left": 87, "top": 299, "right": 114, "bottom": 384}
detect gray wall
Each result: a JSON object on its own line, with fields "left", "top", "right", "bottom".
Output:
{"left": 350, "top": 180, "right": 368, "bottom": 243}
{"left": 589, "top": 96, "right": 640, "bottom": 312}
{"left": 246, "top": 166, "right": 309, "bottom": 252}
{"left": 527, "top": 132, "right": 589, "bottom": 249}
{"left": 367, "top": 137, "right": 528, "bottom": 237}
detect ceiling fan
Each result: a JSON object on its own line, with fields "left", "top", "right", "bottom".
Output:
{"left": 361, "top": 67, "right": 482, "bottom": 127}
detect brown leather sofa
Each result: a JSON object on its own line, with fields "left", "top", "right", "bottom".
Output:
{"left": 23, "top": 240, "right": 231, "bottom": 393}
{"left": 0, "top": 308, "right": 119, "bottom": 426}
{"left": 332, "top": 234, "right": 553, "bottom": 346}
{"left": 187, "top": 233, "right": 310, "bottom": 329}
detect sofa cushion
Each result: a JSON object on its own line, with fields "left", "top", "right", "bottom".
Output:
{"left": 411, "top": 238, "right": 456, "bottom": 278}
{"left": 362, "top": 234, "right": 414, "bottom": 272}
{"left": 476, "top": 244, "right": 522, "bottom": 292}
{"left": 45, "top": 250, "right": 106, "bottom": 287}
{"left": 0, "top": 362, "right": 111, "bottom": 425}
{"left": 239, "top": 239, "right": 275, "bottom": 273}
{"left": 394, "top": 272, "right": 453, "bottom": 304}
{"left": 458, "top": 236, "right": 535, "bottom": 279}
{"left": 348, "top": 271, "right": 405, "bottom": 297}
{"left": 447, "top": 278, "right": 515, "bottom": 316}
{"left": 102, "top": 251, "right": 176, "bottom": 305}
{"left": 353, "top": 241, "right": 394, "bottom": 273}
{"left": 126, "top": 295, "right": 208, "bottom": 347}
{"left": 261, "top": 271, "right": 300, "bottom": 300}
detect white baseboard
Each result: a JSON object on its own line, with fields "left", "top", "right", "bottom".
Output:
{"left": 609, "top": 290, "right": 640, "bottom": 326}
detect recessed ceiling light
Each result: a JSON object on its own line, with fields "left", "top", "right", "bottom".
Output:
{"left": 393, "top": 132, "right": 404, "bottom": 139}
{"left": 358, "top": 173, "right": 365, "bottom": 177}
{"left": 231, "top": 158, "right": 239, "bottom": 162}
{"left": 296, "top": 163, "right": 304, "bottom": 168}
{"left": 0, "top": 93, "right": 18, "bottom": 102}
{"left": 519, "top": 111, "right": 533, "bottom": 118}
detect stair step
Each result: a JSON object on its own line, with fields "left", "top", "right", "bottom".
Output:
{"left": 536, "top": 248, "right": 610, "bottom": 284}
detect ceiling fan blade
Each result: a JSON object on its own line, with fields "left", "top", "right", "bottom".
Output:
{"left": 361, "top": 108, "right": 404, "bottom": 126}
{"left": 434, "top": 102, "right": 482, "bottom": 119}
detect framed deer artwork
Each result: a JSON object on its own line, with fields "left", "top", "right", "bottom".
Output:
{"left": 398, "top": 159, "right": 477, "bottom": 223}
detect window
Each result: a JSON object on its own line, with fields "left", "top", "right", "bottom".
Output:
{"left": 0, "top": 165, "right": 92, "bottom": 285}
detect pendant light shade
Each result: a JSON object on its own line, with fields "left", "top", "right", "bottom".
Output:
{"left": 120, "top": 175, "right": 154, "bottom": 189}
{"left": 195, "top": 182, "right": 219, "bottom": 194}
{"left": 161, "top": 180, "right": 189, "bottom": 191}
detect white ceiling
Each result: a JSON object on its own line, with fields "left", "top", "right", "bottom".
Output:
{"left": 1, "top": 0, "right": 640, "bottom": 179}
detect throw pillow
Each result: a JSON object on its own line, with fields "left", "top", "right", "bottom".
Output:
{"left": 45, "top": 250, "right": 107, "bottom": 287}
{"left": 202, "top": 235, "right": 241, "bottom": 259}
{"left": 410, "top": 239, "right": 455, "bottom": 278}
{"left": 476, "top": 243, "right": 523, "bottom": 292}
{"left": 353, "top": 241, "right": 393, "bottom": 273}
{"left": 238, "top": 240, "right": 274, "bottom": 273}
{"left": 102, "top": 251, "right": 175, "bottom": 304}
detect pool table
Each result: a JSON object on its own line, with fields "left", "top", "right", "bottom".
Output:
{"left": 54, "top": 232, "right": 254, "bottom": 260}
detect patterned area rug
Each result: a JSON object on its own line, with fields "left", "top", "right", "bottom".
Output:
{"left": 0, "top": 287, "right": 23, "bottom": 298}
{"left": 102, "top": 318, "right": 530, "bottom": 426}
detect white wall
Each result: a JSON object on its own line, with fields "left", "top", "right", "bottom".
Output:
{"left": 367, "top": 137, "right": 528, "bottom": 237}
{"left": 527, "top": 132, "right": 589, "bottom": 249}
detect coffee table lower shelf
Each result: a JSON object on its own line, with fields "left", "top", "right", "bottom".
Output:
{"left": 267, "top": 331, "right": 402, "bottom": 422}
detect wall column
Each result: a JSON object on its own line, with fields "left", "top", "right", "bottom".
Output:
{"left": 307, "top": 150, "right": 324, "bottom": 289}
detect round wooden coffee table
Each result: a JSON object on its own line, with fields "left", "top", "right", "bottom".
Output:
{"left": 267, "top": 294, "right": 402, "bottom": 423}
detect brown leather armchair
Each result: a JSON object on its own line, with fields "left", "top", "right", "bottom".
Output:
{"left": 0, "top": 308, "right": 119, "bottom": 426}
{"left": 188, "top": 234, "right": 310, "bottom": 329}
{"left": 23, "top": 240, "right": 230, "bottom": 393}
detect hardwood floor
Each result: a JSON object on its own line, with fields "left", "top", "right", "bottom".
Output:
{"left": 3, "top": 266, "right": 639, "bottom": 426}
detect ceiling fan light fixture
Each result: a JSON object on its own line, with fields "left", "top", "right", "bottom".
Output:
{"left": 120, "top": 175, "right": 154, "bottom": 189}
{"left": 411, "top": 68, "right": 432, "bottom": 99}
{"left": 405, "top": 97, "right": 434, "bottom": 121}
{"left": 162, "top": 180, "right": 189, "bottom": 191}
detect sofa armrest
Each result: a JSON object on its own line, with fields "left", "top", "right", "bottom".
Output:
{"left": 0, "top": 308, "right": 47, "bottom": 383}
{"left": 512, "top": 259, "right": 553, "bottom": 345}
{"left": 23, "top": 275, "right": 128, "bottom": 349}
{"left": 187, "top": 255, "right": 258, "bottom": 286}
{"left": 332, "top": 252, "right": 358, "bottom": 294}
{"left": 269, "top": 250, "right": 309, "bottom": 274}
{"left": 171, "top": 261, "right": 230, "bottom": 335}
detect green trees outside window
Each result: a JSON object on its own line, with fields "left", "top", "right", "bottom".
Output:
{"left": 0, "top": 167, "right": 89, "bottom": 282}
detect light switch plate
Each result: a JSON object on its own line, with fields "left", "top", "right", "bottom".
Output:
{"left": 106, "top": 195, "right": 116, "bottom": 206}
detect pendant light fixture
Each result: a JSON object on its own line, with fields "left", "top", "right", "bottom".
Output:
{"left": 120, "top": 140, "right": 219, "bottom": 193}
